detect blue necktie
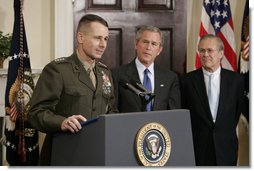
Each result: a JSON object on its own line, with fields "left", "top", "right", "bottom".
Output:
{"left": 143, "top": 68, "right": 152, "bottom": 111}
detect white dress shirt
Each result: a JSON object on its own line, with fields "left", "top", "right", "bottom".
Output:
{"left": 135, "top": 58, "right": 155, "bottom": 93}
{"left": 202, "top": 67, "right": 221, "bottom": 122}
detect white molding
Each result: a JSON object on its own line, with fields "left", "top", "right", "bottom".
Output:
{"left": 54, "top": 0, "right": 74, "bottom": 59}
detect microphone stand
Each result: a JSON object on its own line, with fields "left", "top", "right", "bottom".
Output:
{"left": 139, "top": 91, "right": 155, "bottom": 112}
{"left": 121, "top": 79, "right": 155, "bottom": 111}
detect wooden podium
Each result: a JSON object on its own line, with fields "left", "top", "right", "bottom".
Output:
{"left": 51, "top": 109, "right": 195, "bottom": 166}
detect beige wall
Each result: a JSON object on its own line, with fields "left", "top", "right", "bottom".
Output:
{"left": 0, "top": 0, "right": 54, "bottom": 69}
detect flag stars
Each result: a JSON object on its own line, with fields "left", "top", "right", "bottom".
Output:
{"left": 215, "top": 9, "right": 221, "bottom": 18}
{"left": 210, "top": 10, "right": 215, "bottom": 17}
{"left": 33, "top": 144, "right": 38, "bottom": 150}
{"left": 13, "top": 54, "right": 18, "bottom": 59}
{"left": 24, "top": 71, "right": 32, "bottom": 76}
{"left": 6, "top": 141, "right": 11, "bottom": 146}
{"left": 28, "top": 147, "right": 33, "bottom": 152}
{"left": 9, "top": 52, "right": 30, "bottom": 61}
{"left": 23, "top": 52, "right": 27, "bottom": 57}
{"left": 216, "top": 0, "right": 221, "bottom": 5}
{"left": 211, "top": 0, "right": 216, "bottom": 6}
{"left": 223, "top": 0, "right": 228, "bottom": 7}
{"left": 11, "top": 144, "right": 15, "bottom": 149}
{"left": 214, "top": 21, "right": 220, "bottom": 29}
{"left": 221, "top": 10, "right": 227, "bottom": 18}
{"left": 6, "top": 141, "right": 16, "bottom": 150}
{"left": 5, "top": 142, "right": 38, "bottom": 152}
{"left": 205, "top": 0, "right": 210, "bottom": 6}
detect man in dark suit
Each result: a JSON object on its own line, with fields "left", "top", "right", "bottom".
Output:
{"left": 112, "top": 25, "right": 181, "bottom": 112}
{"left": 180, "top": 34, "right": 246, "bottom": 166}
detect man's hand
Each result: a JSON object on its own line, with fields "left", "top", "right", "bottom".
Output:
{"left": 61, "top": 115, "right": 87, "bottom": 133}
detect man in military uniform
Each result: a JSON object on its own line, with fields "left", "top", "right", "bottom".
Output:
{"left": 29, "top": 14, "right": 117, "bottom": 165}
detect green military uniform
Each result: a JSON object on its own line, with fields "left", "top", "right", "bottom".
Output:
{"left": 29, "top": 53, "right": 117, "bottom": 165}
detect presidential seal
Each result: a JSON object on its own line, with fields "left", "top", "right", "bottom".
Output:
{"left": 135, "top": 122, "right": 171, "bottom": 166}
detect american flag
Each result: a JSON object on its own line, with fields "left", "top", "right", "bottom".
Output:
{"left": 195, "top": 0, "right": 237, "bottom": 71}
{"left": 239, "top": 1, "right": 249, "bottom": 74}
{"left": 238, "top": 1, "right": 249, "bottom": 121}
{"left": 4, "top": 0, "right": 39, "bottom": 165}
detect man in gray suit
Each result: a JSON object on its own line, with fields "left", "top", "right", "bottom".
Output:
{"left": 180, "top": 34, "right": 246, "bottom": 166}
{"left": 112, "top": 25, "right": 181, "bottom": 112}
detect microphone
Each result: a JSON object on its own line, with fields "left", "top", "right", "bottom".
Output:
{"left": 119, "top": 79, "right": 145, "bottom": 97}
{"left": 130, "top": 79, "right": 155, "bottom": 98}
{"left": 130, "top": 79, "right": 148, "bottom": 92}
{"left": 126, "top": 83, "right": 145, "bottom": 97}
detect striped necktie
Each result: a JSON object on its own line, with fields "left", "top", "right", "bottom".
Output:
{"left": 143, "top": 68, "right": 152, "bottom": 111}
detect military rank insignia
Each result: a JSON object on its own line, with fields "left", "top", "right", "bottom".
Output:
{"left": 135, "top": 122, "right": 171, "bottom": 166}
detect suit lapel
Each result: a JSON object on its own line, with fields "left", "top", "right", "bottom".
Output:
{"left": 192, "top": 69, "right": 214, "bottom": 125}
{"left": 126, "top": 60, "right": 142, "bottom": 107}
{"left": 215, "top": 69, "right": 228, "bottom": 122}
{"left": 153, "top": 65, "right": 162, "bottom": 109}
{"left": 126, "top": 60, "right": 141, "bottom": 83}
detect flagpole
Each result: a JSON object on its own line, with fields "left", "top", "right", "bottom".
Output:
{"left": 17, "top": 0, "right": 26, "bottom": 163}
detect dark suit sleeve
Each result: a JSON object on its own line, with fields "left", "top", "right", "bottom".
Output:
{"left": 168, "top": 73, "right": 181, "bottom": 109}
{"left": 238, "top": 74, "right": 249, "bottom": 122}
{"left": 242, "top": 95, "right": 249, "bottom": 122}
{"left": 111, "top": 68, "right": 120, "bottom": 111}
{"left": 179, "top": 75, "right": 187, "bottom": 109}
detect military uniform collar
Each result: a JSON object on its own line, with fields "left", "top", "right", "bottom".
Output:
{"left": 83, "top": 61, "right": 96, "bottom": 71}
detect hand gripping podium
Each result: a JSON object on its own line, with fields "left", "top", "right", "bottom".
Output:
{"left": 51, "top": 109, "right": 195, "bottom": 166}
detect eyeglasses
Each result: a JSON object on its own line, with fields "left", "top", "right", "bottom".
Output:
{"left": 198, "top": 48, "right": 219, "bottom": 55}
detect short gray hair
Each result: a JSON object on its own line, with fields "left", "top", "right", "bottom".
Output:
{"left": 198, "top": 34, "right": 224, "bottom": 51}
